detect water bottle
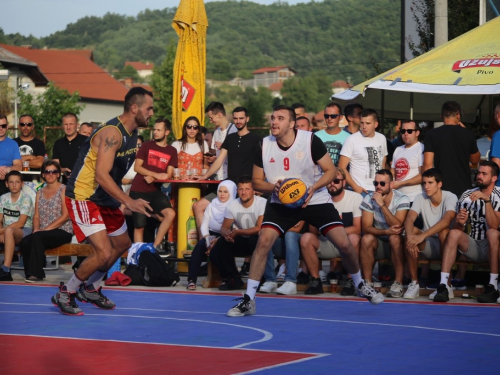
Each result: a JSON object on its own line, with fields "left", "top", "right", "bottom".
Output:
{"left": 107, "top": 258, "right": 121, "bottom": 278}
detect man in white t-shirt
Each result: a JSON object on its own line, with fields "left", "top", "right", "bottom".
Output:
{"left": 360, "top": 169, "right": 410, "bottom": 298}
{"left": 209, "top": 175, "right": 266, "bottom": 291}
{"left": 315, "top": 102, "right": 350, "bottom": 166}
{"left": 338, "top": 109, "right": 388, "bottom": 195}
{"left": 391, "top": 120, "right": 424, "bottom": 202}
{"left": 299, "top": 168, "right": 363, "bottom": 295}
{"left": 403, "top": 168, "right": 457, "bottom": 299}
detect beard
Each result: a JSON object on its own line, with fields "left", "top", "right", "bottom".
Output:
{"left": 329, "top": 186, "right": 343, "bottom": 197}
{"left": 154, "top": 134, "right": 166, "bottom": 142}
{"left": 476, "top": 180, "right": 489, "bottom": 189}
{"left": 136, "top": 112, "right": 149, "bottom": 128}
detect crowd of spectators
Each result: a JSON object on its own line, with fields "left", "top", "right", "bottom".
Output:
{"left": 1, "top": 101, "right": 500, "bottom": 305}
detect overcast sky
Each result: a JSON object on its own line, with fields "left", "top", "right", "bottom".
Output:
{"left": 2, "top": 0, "right": 305, "bottom": 38}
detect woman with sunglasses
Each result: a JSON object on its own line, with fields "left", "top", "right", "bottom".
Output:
{"left": 171, "top": 117, "right": 209, "bottom": 179}
{"left": 20, "top": 160, "right": 73, "bottom": 282}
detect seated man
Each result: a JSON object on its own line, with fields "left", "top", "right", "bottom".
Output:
{"left": 433, "top": 161, "right": 500, "bottom": 303}
{"left": 360, "top": 169, "right": 410, "bottom": 297}
{"left": 403, "top": 168, "right": 457, "bottom": 299}
{"left": 300, "top": 168, "right": 363, "bottom": 295}
{"left": 209, "top": 175, "right": 266, "bottom": 290}
{"left": 0, "top": 171, "right": 34, "bottom": 281}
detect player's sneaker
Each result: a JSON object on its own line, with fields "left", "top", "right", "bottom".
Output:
{"left": 403, "top": 280, "right": 420, "bottom": 299}
{"left": 451, "top": 278, "right": 467, "bottom": 291}
{"left": 357, "top": 281, "right": 384, "bottom": 305}
{"left": 51, "top": 282, "right": 84, "bottom": 316}
{"left": 319, "top": 270, "right": 328, "bottom": 284}
{"left": 477, "top": 284, "right": 500, "bottom": 303}
{"left": 227, "top": 294, "right": 256, "bottom": 317}
{"left": 76, "top": 283, "right": 116, "bottom": 309}
{"left": 340, "top": 278, "right": 356, "bottom": 296}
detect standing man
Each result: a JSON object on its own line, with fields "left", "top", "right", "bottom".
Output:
{"left": 51, "top": 87, "right": 153, "bottom": 316}
{"left": 53, "top": 113, "right": 89, "bottom": 183}
{"left": 343, "top": 103, "right": 363, "bottom": 135}
{"left": 315, "top": 102, "right": 350, "bottom": 166}
{"left": 295, "top": 116, "right": 312, "bottom": 132}
{"left": 488, "top": 104, "right": 500, "bottom": 187}
{"left": 227, "top": 105, "right": 383, "bottom": 318}
{"left": 78, "top": 122, "right": 94, "bottom": 137}
{"left": 129, "top": 118, "right": 177, "bottom": 249}
{"left": 291, "top": 103, "right": 307, "bottom": 119}
{"left": 423, "top": 101, "right": 480, "bottom": 198}
{"left": 14, "top": 114, "right": 45, "bottom": 171}
{"left": 391, "top": 120, "right": 424, "bottom": 203}
{"left": 0, "top": 115, "right": 22, "bottom": 196}
{"left": 338, "top": 109, "right": 388, "bottom": 195}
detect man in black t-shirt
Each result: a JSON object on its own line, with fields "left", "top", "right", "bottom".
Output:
{"left": 14, "top": 114, "right": 45, "bottom": 171}
{"left": 423, "top": 101, "right": 480, "bottom": 198}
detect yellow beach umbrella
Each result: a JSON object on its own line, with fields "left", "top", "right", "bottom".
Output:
{"left": 333, "top": 16, "right": 500, "bottom": 122}
{"left": 172, "top": 0, "right": 208, "bottom": 139}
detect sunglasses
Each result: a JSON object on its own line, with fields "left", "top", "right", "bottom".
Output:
{"left": 333, "top": 178, "right": 344, "bottom": 184}
{"left": 400, "top": 129, "right": 418, "bottom": 134}
{"left": 0, "top": 124, "right": 7, "bottom": 129}
{"left": 324, "top": 114, "right": 341, "bottom": 119}
{"left": 186, "top": 125, "right": 199, "bottom": 130}
{"left": 373, "top": 181, "right": 387, "bottom": 187}
{"left": 43, "top": 169, "right": 59, "bottom": 175}
{"left": 19, "top": 122, "right": 33, "bottom": 127}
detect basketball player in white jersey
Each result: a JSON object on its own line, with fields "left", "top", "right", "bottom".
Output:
{"left": 227, "top": 105, "right": 384, "bottom": 317}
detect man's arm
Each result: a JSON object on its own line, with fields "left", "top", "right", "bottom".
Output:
{"left": 345, "top": 216, "right": 361, "bottom": 235}
{"left": 469, "top": 150, "right": 481, "bottom": 165}
{"left": 134, "top": 158, "right": 168, "bottom": 181}
{"left": 338, "top": 155, "right": 364, "bottom": 193}
{"left": 392, "top": 167, "right": 423, "bottom": 189}
{"left": 252, "top": 164, "right": 275, "bottom": 194}
{"left": 220, "top": 217, "right": 235, "bottom": 238}
{"left": 231, "top": 215, "right": 264, "bottom": 237}
{"left": 93, "top": 127, "right": 151, "bottom": 215}
{"left": 361, "top": 210, "right": 387, "bottom": 236}
{"left": 423, "top": 152, "right": 434, "bottom": 172}
{"left": 22, "top": 154, "right": 44, "bottom": 169}
{"left": 200, "top": 148, "right": 227, "bottom": 180}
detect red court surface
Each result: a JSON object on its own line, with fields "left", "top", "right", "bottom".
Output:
{"left": 2, "top": 335, "right": 318, "bottom": 375}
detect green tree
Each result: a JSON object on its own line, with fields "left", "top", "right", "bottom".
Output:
{"left": 280, "top": 75, "right": 332, "bottom": 113}
{"left": 17, "top": 82, "right": 84, "bottom": 158}
{"left": 242, "top": 86, "right": 273, "bottom": 134}
{"left": 113, "top": 65, "right": 141, "bottom": 81}
{"left": 150, "top": 42, "right": 176, "bottom": 120}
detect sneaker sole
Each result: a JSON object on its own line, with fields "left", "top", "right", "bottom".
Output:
{"left": 276, "top": 290, "right": 297, "bottom": 295}
{"left": 51, "top": 296, "right": 85, "bottom": 316}
{"left": 77, "top": 291, "right": 116, "bottom": 309}
{"left": 403, "top": 292, "right": 420, "bottom": 299}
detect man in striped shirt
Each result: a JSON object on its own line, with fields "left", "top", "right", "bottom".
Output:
{"left": 434, "top": 160, "right": 500, "bottom": 303}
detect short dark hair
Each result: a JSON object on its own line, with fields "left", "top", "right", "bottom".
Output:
{"left": 0, "top": 114, "right": 7, "bottom": 122}
{"left": 273, "top": 104, "right": 296, "bottom": 122}
{"left": 422, "top": 168, "right": 443, "bottom": 183}
{"left": 441, "top": 101, "right": 461, "bottom": 118}
{"left": 375, "top": 169, "right": 393, "bottom": 181}
{"left": 232, "top": 106, "right": 248, "bottom": 116}
{"left": 479, "top": 160, "right": 499, "bottom": 177}
{"left": 205, "top": 101, "right": 226, "bottom": 116}
{"left": 137, "top": 135, "right": 144, "bottom": 142}
{"left": 62, "top": 112, "right": 78, "bottom": 123}
{"left": 344, "top": 103, "right": 363, "bottom": 120}
{"left": 155, "top": 118, "right": 171, "bottom": 131}
{"left": 295, "top": 116, "right": 310, "bottom": 125}
{"left": 19, "top": 114, "right": 34, "bottom": 123}
{"left": 41, "top": 160, "right": 62, "bottom": 181}
{"left": 237, "top": 175, "right": 253, "bottom": 185}
{"left": 5, "top": 170, "right": 22, "bottom": 182}
{"left": 325, "top": 102, "right": 342, "bottom": 115}
{"left": 360, "top": 109, "right": 379, "bottom": 121}
{"left": 401, "top": 120, "right": 420, "bottom": 131}
{"left": 124, "top": 87, "right": 153, "bottom": 112}
{"left": 291, "top": 103, "right": 305, "bottom": 111}
{"left": 80, "top": 122, "right": 93, "bottom": 129}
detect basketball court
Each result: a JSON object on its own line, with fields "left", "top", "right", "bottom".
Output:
{"left": 1, "top": 283, "right": 499, "bottom": 374}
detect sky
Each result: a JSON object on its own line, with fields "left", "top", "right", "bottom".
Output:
{"left": 2, "top": 0, "right": 305, "bottom": 38}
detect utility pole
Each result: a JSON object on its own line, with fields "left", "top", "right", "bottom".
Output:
{"left": 435, "top": 0, "right": 448, "bottom": 47}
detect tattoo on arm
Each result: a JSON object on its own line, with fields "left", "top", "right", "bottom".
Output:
{"left": 104, "top": 136, "right": 118, "bottom": 152}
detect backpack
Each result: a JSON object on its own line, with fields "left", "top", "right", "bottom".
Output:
{"left": 138, "top": 251, "right": 180, "bottom": 287}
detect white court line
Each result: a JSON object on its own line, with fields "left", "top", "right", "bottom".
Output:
{"left": 1, "top": 302, "right": 500, "bottom": 339}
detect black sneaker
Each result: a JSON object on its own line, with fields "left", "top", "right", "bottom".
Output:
{"left": 51, "top": 282, "right": 84, "bottom": 316}
{"left": 0, "top": 269, "right": 13, "bottom": 282}
{"left": 76, "top": 283, "right": 116, "bottom": 309}
{"left": 341, "top": 278, "right": 356, "bottom": 296}
{"left": 239, "top": 262, "right": 250, "bottom": 278}
{"left": 477, "top": 284, "right": 500, "bottom": 303}
{"left": 433, "top": 283, "right": 451, "bottom": 302}
{"left": 297, "top": 271, "right": 310, "bottom": 285}
{"left": 218, "top": 277, "right": 244, "bottom": 291}
{"left": 305, "top": 278, "right": 324, "bottom": 295}
{"left": 227, "top": 294, "right": 256, "bottom": 317}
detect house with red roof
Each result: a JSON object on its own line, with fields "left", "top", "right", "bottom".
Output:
{"left": 0, "top": 44, "right": 128, "bottom": 125}
{"left": 124, "top": 61, "right": 154, "bottom": 79}
{"left": 251, "top": 66, "right": 295, "bottom": 88}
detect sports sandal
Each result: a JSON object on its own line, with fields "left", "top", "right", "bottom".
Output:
{"left": 187, "top": 282, "right": 196, "bottom": 291}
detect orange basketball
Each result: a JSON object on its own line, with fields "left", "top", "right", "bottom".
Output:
{"left": 278, "top": 178, "right": 308, "bottom": 208}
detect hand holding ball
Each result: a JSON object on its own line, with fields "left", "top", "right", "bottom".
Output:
{"left": 278, "top": 178, "right": 308, "bottom": 208}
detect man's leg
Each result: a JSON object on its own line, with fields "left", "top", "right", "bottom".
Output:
{"left": 247, "top": 228, "right": 281, "bottom": 294}
{"left": 299, "top": 233, "right": 320, "bottom": 279}
{"left": 476, "top": 230, "right": 499, "bottom": 303}
{"left": 193, "top": 198, "right": 210, "bottom": 239}
{"left": 283, "top": 232, "right": 301, "bottom": 283}
{"left": 154, "top": 207, "right": 176, "bottom": 248}
{"left": 359, "top": 234, "right": 378, "bottom": 282}
{"left": 405, "top": 228, "right": 425, "bottom": 282}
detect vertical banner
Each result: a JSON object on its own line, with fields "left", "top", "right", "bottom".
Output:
{"left": 172, "top": 0, "right": 208, "bottom": 139}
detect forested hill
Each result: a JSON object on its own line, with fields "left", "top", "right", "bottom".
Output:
{"left": 1, "top": 0, "right": 401, "bottom": 84}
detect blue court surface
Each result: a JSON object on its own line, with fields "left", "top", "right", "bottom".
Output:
{"left": 0, "top": 284, "right": 499, "bottom": 374}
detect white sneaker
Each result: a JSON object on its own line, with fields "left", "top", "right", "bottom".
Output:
{"left": 386, "top": 281, "right": 404, "bottom": 298}
{"left": 259, "top": 281, "right": 277, "bottom": 293}
{"left": 319, "top": 270, "right": 327, "bottom": 283}
{"left": 403, "top": 280, "right": 420, "bottom": 299}
{"left": 429, "top": 284, "right": 454, "bottom": 300}
{"left": 276, "top": 281, "right": 297, "bottom": 295}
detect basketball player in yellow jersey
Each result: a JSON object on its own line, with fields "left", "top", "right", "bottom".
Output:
{"left": 52, "top": 87, "right": 153, "bottom": 316}
{"left": 227, "top": 105, "right": 384, "bottom": 317}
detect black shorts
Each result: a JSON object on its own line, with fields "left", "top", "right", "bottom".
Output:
{"left": 129, "top": 190, "right": 172, "bottom": 228}
{"left": 262, "top": 203, "right": 343, "bottom": 236}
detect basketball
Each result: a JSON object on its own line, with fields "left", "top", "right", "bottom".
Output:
{"left": 278, "top": 178, "right": 308, "bottom": 208}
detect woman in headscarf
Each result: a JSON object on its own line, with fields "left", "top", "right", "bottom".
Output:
{"left": 186, "top": 180, "right": 237, "bottom": 290}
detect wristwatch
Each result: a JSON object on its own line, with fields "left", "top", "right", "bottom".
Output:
{"left": 484, "top": 199, "right": 491, "bottom": 203}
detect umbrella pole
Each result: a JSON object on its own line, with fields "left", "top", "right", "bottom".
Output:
{"left": 410, "top": 92, "right": 414, "bottom": 120}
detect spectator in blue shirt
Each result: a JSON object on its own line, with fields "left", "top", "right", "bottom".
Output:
{"left": 0, "top": 115, "right": 22, "bottom": 196}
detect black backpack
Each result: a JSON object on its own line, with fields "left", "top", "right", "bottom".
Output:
{"left": 138, "top": 251, "right": 180, "bottom": 287}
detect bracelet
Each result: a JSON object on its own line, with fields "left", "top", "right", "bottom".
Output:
{"left": 484, "top": 199, "right": 491, "bottom": 203}
{"left": 379, "top": 204, "right": 385, "bottom": 208}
